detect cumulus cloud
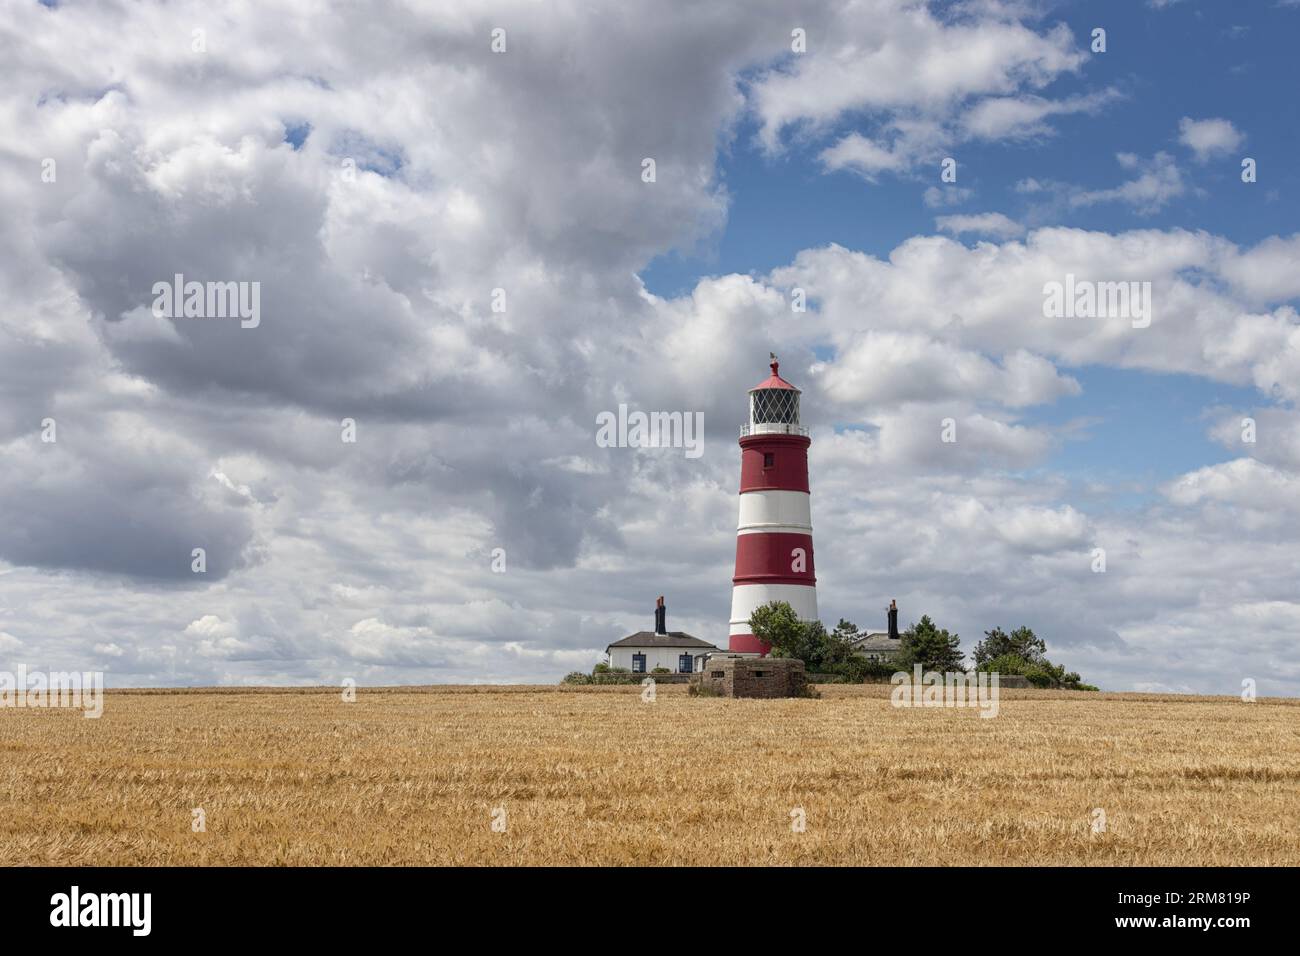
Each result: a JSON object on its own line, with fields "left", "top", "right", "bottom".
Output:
{"left": 820, "top": 133, "right": 909, "bottom": 179}
{"left": 0, "top": 0, "right": 1296, "bottom": 697}
{"left": 751, "top": 3, "right": 1086, "bottom": 151}
{"left": 811, "top": 331, "right": 1077, "bottom": 409}
{"left": 1178, "top": 117, "right": 1245, "bottom": 161}
{"left": 961, "top": 89, "right": 1121, "bottom": 141}
{"left": 752, "top": 1, "right": 1107, "bottom": 182}
{"left": 771, "top": 228, "right": 1300, "bottom": 397}
{"left": 1071, "top": 152, "right": 1186, "bottom": 213}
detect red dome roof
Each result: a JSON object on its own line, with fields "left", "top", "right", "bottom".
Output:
{"left": 750, "top": 357, "right": 798, "bottom": 391}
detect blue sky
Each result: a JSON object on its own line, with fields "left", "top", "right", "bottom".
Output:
{"left": 646, "top": 1, "right": 1298, "bottom": 287}
{"left": 644, "top": 0, "right": 1298, "bottom": 499}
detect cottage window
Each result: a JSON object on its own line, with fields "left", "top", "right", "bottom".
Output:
{"left": 711, "top": 671, "right": 725, "bottom": 678}
{"left": 632, "top": 653, "right": 646, "bottom": 673}
{"left": 678, "top": 654, "right": 692, "bottom": 673}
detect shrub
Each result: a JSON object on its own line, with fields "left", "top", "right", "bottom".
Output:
{"left": 978, "top": 652, "right": 1094, "bottom": 690}
{"left": 590, "top": 671, "right": 642, "bottom": 685}
{"left": 560, "top": 671, "right": 591, "bottom": 685}
{"left": 980, "top": 653, "right": 1032, "bottom": 676}
{"left": 975, "top": 626, "right": 1095, "bottom": 689}
{"left": 651, "top": 666, "right": 671, "bottom": 674}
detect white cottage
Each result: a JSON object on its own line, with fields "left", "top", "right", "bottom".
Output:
{"left": 605, "top": 597, "right": 718, "bottom": 674}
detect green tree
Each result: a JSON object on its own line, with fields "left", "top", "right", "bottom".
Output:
{"left": 748, "top": 601, "right": 806, "bottom": 658}
{"left": 974, "top": 626, "right": 1095, "bottom": 689}
{"left": 973, "top": 626, "right": 1047, "bottom": 668}
{"left": 799, "top": 620, "right": 835, "bottom": 666}
{"left": 751, "top": 605, "right": 909, "bottom": 683}
{"left": 897, "top": 615, "right": 965, "bottom": 672}
{"left": 830, "top": 618, "right": 860, "bottom": 644}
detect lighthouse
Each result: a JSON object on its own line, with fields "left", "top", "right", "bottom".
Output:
{"left": 728, "top": 354, "right": 817, "bottom": 654}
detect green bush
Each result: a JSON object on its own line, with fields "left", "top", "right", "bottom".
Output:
{"left": 974, "top": 627, "right": 1095, "bottom": 689}
{"left": 590, "top": 671, "right": 643, "bottom": 685}
{"left": 651, "top": 666, "right": 671, "bottom": 674}
{"left": 980, "top": 653, "right": 1031, "bottom": 676}
{"left": 977, "top": 651, "right": 1095, "bottom": 690}
{"left": 593, "top": 662, "right": 611, "bottom": 674}
{"left": 560, "top": 671, "right": 591, "bottom": 685}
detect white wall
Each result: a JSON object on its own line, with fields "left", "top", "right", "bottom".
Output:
{"left": 729, "top": 582, "right": 819, "bottom": 635}
{"left": 608, "top": 646, "right": 713, "bottom": 673}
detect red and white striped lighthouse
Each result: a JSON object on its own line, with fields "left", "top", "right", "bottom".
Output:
{"left": 728, "top": 354, "right": 817, "bottom": 654}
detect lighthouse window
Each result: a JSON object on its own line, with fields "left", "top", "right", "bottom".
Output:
{"left": 763, "top": 453, "right": 775, "bottom": 468}
{"left": 751, "top": 388, "right": 799, "bottom": 425}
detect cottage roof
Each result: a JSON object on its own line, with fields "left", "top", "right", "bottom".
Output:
{"left": 851, "top": 631, "right": 900, "bottom": 652}
{"left": 606, "top": 631, "right": 718, "bottom": 652}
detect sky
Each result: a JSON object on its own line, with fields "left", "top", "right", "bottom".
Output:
{"left": 1, "top": 0, "right": 1298, "bottom": 694}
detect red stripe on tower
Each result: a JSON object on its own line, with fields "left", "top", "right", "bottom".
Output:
{"left": 729, "top": 354, "right": 818, "bottom": 654}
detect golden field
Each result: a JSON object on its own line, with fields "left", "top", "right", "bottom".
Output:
{"left": 1, "top": 683, "right": 1298, "bottom": 866}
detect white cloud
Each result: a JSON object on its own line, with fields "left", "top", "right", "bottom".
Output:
{"left": 820, "top": 133, "right": 909, "bottom": 179}
{"left": 1164, "top": 458, "right": 1300, "bottom": 513}
{"left": 1178, "top": 117, "right": 1245, "bottom": 162}
{"left": 961, "top": 89, "right": 1120, "bottom": 141}
{"left": 751, "top": 2, "right": 1103, "bottom": 180}
{"left": 752, "top": 5, "right": 1086, "bottom": 151}
{"left": 0, "top": 1, "right": 1295, "bottom": 697}
{"left": 811, "top": 331, "right": 1076, "bottom": 409}
{"left": 772, "top": 226, "right": 1300, "bottom": 400}
{"left": 1070, "top": 152, "right": 1186, "bottom": 213}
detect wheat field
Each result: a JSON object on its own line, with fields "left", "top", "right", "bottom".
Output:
{"left": 1, "top": 684, "right": 1297, "bottom": 866}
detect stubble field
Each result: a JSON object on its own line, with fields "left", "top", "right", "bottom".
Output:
{"left": 2, "top": 684, "right": 1298, "bottom": 866}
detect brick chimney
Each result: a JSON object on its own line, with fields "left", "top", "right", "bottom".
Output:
{"left": 888, "top": 599, "right": 899, "bottom": 641}
{"left": 655, "top": 596, "right": 667, "bottom": 635}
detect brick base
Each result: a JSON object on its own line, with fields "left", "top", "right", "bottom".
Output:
{"left": 690, "top": 656, "right": 808, "bottom": 698}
